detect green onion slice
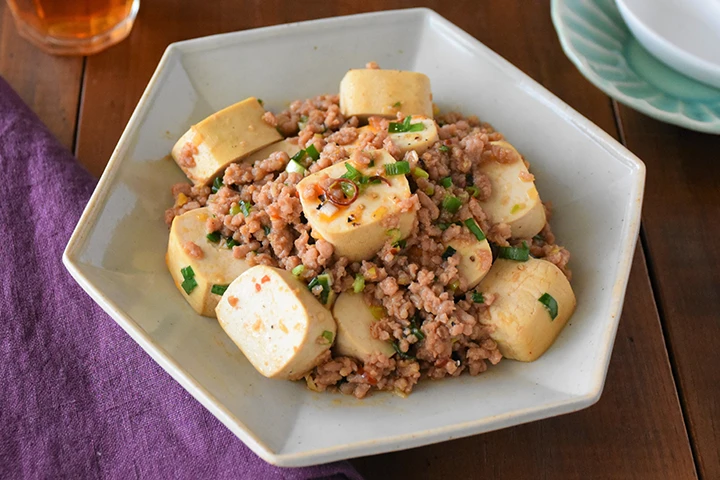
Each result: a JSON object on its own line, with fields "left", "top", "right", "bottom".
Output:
{"left": 211, "top": 176, "right": 224, "bottom": 194}
{"left": 239, "top": 200, "right": 251, "bottom": 217}
{"left": 305, "top": 144, "right": 320, "bottom": 161}
{"left": 229, "top": 204, "right": 241, "bottom": 216}
{"left": 440, "top": 176, "right": 453, "bottom": 188}
{"left": 181, "top": 266, "right": 195, "bottom": 280}
{"left": 341, "top": 163, "right": 362, "bottom": 182}
{"left": 472, "top": 292, "right": 484, "bottom": 304}
{"left": 442, "top": 195, "right": 462, "bottom": 213}
{"left": 211, "top": 284, "right": 228, "bottom": 296}
{"left": 439, "top": 145, "right": 450, "bottom": 153}
{"left": 384, "top": 161, "right": 410, "bottom": 176}
{"left": 392, "top": 341, "right": 416, "bottom": 360}
{"left": 538, "top": 293, "right": 558, "bottom": 320}
{"left": 285, "top": 159, "right": 307, "bottom": 175}
{"left": 291, "top": 264, "right": 305, "bottom": 276}
{"left": 353, "top": 274, "right": 365, "bottom": 293}
{"left": 321, "top": 330, "right": 334, "bottom": 344}
{"left": 498, "top": 241, "right": 530, "bottom": 261}
{"left": 388, "top": 116, "right": 425, "bottom": 133}
{"left": 206, "top": 231, "right": 221, "bottom": 243}
{"left": 441, "top": 246, "right": 457, "bottom": 260}
{"left": 465, "top": 186, "right": 480, "bottom": 198}
{"left": 263, "top": 225, "right": 271, "bottom": 235}
{"left": 463, "top": 218, "right": 486, "bottom": 241}
{"left": 392, "top": 101, "right": 402, "bottom": 108}
{"left": 290, "top": 149, "right": 307, "bottom": 164}
{"left": 308, "top": 273, "right": 332, "bottom": 304}
{"left": 369, "top": 305, "right": 386, "bottom": 320}
{"left": 180, "top": 266, "right": 197, "bottom": 294}
{"left": 226, "top": 238, "right": 239, "bottom": 248}
{"left": 412, "top": 167, "right": 429, "bottom": 178}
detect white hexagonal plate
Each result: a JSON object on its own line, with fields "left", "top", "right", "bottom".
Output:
{"left": 63, "top": 8, "right": 645, "bottom": 466}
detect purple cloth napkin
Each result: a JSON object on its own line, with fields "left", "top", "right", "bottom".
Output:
{"left": 0, "top": 77, "right": 363, "bottom": 480}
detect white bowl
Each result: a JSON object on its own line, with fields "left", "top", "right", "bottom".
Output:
{"left": 616, "top": 0, "right": 720, "bottom": 89}
{"left": 63, "top": 8, "right": 645, "bottom": 466}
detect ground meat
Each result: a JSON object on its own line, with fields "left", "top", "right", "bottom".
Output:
{"left": 166, "top": 98, "right": 572, "bottom": 398}
{"left": 183, "top": 241, "right": 203, "bottom": 259}
{"left": 177, "top": 142, "right": 197, "bottom": 168}
{"left": 164, "top": 182, "right": 210, "bottom": 225}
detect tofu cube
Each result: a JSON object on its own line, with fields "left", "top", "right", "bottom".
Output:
{"left": 477, "top": 258, "right": 576, "bottom": 361}
{"left": 166, "top": 207, "right": 249, "bottom": 317}
{"left": 447, "top": 235, "right": 493, "bottom": 290}
{"left": 171, "top": 97, "right": 282, "bottom": 186}
{"left": 339, "top": 69, "right": 433, "bottom": 118}
{"left": 215, "top": 265, "right": 337, "bottom": 380}
{"left": 333, "top": 292, "right": 395, "bottom": 362}
{"left": 477, "top": 140, "right": 546, "bottom": 239}
{"left": 297, "top": 149, "right": 417, "bottom": 262}
{"left": 346, "top": 116, "right": 438, "bottom": 156}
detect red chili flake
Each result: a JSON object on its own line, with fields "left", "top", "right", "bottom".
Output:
{"left": 255, "top": 283, "right": 261, "bottom": 292}
{"left": 356, "top": 367, "right": 377, "bottom": 385}
{"left": 261, "top": 275, "right": 270, "bottom": 283}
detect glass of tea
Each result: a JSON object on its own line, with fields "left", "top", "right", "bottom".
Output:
{"left": 5, "top": 0, "right": 140, "bottom": 55}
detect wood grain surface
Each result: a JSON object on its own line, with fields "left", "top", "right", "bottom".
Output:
{"left": 616, "top": 104, "right": 720, "bottom": 479}
{"left": 1, "top": 0, "right": 714, "bottom": 478}
{"left": 0, "top": 3, "right": 83, "bottom": 149}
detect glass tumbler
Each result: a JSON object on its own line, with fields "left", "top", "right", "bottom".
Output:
{"left": 5, "top": 0, "right": 139, "bottom": 55}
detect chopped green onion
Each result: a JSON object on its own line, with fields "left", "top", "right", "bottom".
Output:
{"left": 410, "top": 322, "right": 425, "bottom": 341}
{"left": 384, "top": 161, "right": 410, "bottom": 176}
{"left": 181, "top": 266, "right": 195, "bottom": 280}
{"left": 206, "top": 231, "right": 221, "bottom": 243}
{"left": 388, "top": 116, "right": 425, "bottom": 134}
{"left": 392, "top": 341, "right": 415, "bottom": 360}
{"left": 538, "top": 293, "right": 558, "bottom": 320}
{"left": 442, "top": 246, "right": 457, "bottom": 260}
{"left": 424, "top": 186, "right": 435, "bottom": 196}
{"left": 442, "top": 195, "right": 462, "bottom": 213}
{"left": 472, "top": 292, "right": 484, "bottom": 303}
{"left": 449, "top": 280, "right": 460, "bottom": 291}
{"left": 412, "top": 167, "right": 429, "bottom": 178}
{"left": 211, "top": 284, "right": 228, "bottom": 295}
{"left": 263, "top": 225, "right": 271, "bottom": 235}
{"left": 180, "top": 266, "right": 197, "bottom": 294}
{"left": 392, "top": 101, "right": 402, "bottom": 108}
{"left": 533, "top": 234, "right": 545, "bottom": 242}
{"left": 465, "top": 186, "right": 480, "bottom": 198}
{"left": 341, "top": 163, "right": 362, "bottom": 182}
{"left": 498, "top": 241, "right": 530, "bottom": 262}
{"left": 181, "top": 277, "right": 197, "bottom": 295}
{"left": 299, "top": 115, "right": 308, "bottom": 123}
{"left": 291, "top": 264, "right": 305, "bottom": 277}
{"left": 386, "top": 228, "right": 402, "bottom": 244}
{"left": 339, "top": 181, "right": 356, "bottom": 198}
{"left": 211, "top": 176, "right": 224, "bottom": 194}
{"left": 285, "top": 159, "right": 307, "bottom": 175}
{"left": 321, "top": 330, "right": 334, "bottom": 344}
{"left": 369, "top": 305, "right": 386, "bottom": 320}
{"left": 437, "top": 222, "right": 450, "bottom": 231}
{"left": 257, "top": 98, "right": 263, "bottom": 105}
{"left": 226, "top": 238, "right": 239, "bottom": 248}
{"left": 395, "top": 239, "right": 407, "bottom": 249}
{"left": 290, "top": 149, "right": 307, "bottom": 163}
{"left": 353, "top": 274, "right": 365, "bottom": 293}
{"left": 305, "top": 144, "right": 320, "bottom": 161}
{"left": 439, "top": 145, "right": 450, "bottom": 153}
{"left": 308, "top": 273, "right": 332, "bottom": 304}
{"left": 463, "top": 218, "right": 486, "bottom": 241}
{"left": 239, "top": 200, "right": 251, "bottom": 217}
{"left": 229, "top": 204, "right": 241, "bottom": 216}
{"left": 440, "top": 176, "right": 452, "bottom": 188}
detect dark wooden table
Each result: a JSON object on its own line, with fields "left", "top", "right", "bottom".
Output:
{"left": 3, "top": 1, "right": 717, "bottom": 478}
